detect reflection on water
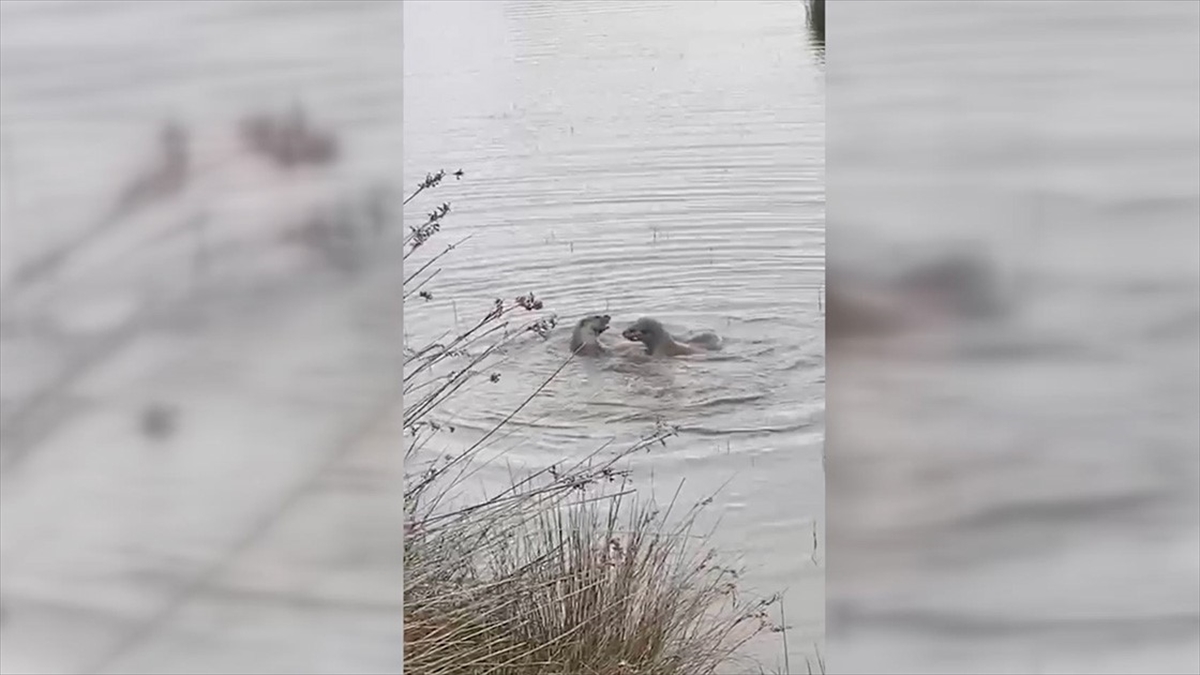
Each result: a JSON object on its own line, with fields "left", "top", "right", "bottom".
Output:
{"left": 404, "top": 0, "right": 824, "bottom": 670}
{"left": 828, "top": 1, "right": 1200, "bottom": 673}
{"left": 0, "top": 2, "right": 403, "bottom": 673}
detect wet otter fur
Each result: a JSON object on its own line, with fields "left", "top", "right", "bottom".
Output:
{"left": 570, "top": 314, "right": 612, "bottom": 356}
{"left": 622, "top": 317, "right": 722, "bottom": 356}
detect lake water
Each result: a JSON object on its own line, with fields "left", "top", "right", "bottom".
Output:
{"left": 827, "top": 2, "right": 1199, "bottom": 673}
{"left": 403, "top": 0, "right": 825, "bottom": 671}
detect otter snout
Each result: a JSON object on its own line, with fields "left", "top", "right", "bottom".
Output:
{"left": 622, "top": 317, "right": 659, "bottom": 343}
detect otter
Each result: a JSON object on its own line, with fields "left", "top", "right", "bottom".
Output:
{"left": 826, "top": 253, "right": 1006, "bottom": 339}
{"left": 569, "top": 314, "right": 612, "bottom": 356}
{"left": 621, "top": 317, "right": 722, "bottom": 356}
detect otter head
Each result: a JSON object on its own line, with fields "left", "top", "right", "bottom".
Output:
{"left": 622, "top": 317, "right": 667, "bottom": 352}
{"left": 576, "top": 314, "right": 611, "bottom": 336}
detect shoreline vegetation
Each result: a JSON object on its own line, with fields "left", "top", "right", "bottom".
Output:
{"left": 402, "top": 171, "right": 816, "bottom": 674}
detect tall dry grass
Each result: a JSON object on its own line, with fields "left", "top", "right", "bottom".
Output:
{"left": 402, "top": 170, "right": 782, "bottom": 675}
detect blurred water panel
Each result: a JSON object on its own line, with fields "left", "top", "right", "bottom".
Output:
{"left": 0, "top": 2, "right": 403, "bottom": 673}
{"left": 827, "top": 1, "right": 1199, "bottom": 673}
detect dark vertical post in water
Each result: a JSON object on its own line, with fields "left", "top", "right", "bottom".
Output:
{"left": 808, "top": 0, "right": 825, "bottom": 51}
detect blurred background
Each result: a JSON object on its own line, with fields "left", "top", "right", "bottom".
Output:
{"left": 1, "top": 1, "right": 403, "bottom": 673}
{"left": 826, "top": 1, "right": 1199, "bottom": 673}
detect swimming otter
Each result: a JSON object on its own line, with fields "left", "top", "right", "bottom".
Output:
{"left": 826, "top": 253, "right": 1006, "bottom": 339}
{"left": 621, "top": 317, "right": 722, "bottom": 356}
{"left": 569, "top": 314, "right": 612, "bottom": 356}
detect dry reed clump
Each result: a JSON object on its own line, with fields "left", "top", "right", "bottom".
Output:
{"left": 403, "top": 170, "right": 779, "bottom": 675}
{"left": 238, "top": 103, "right": 339, "bottom": 168}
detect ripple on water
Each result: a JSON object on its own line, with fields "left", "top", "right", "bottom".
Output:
{"left": 421, "top": 315, "right": 823, "bottom": 467}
